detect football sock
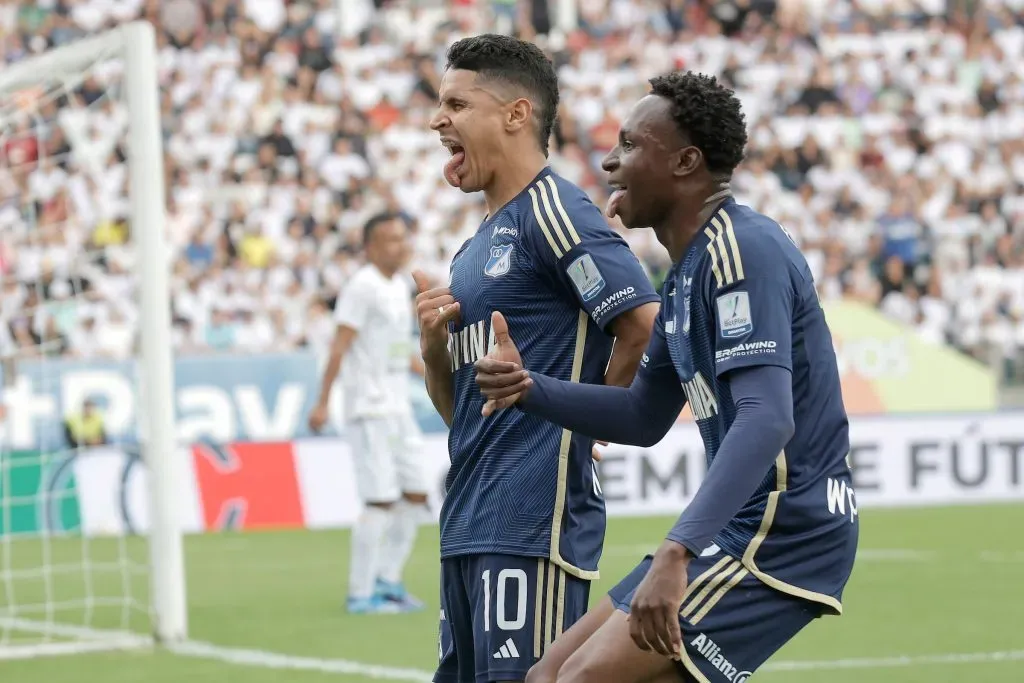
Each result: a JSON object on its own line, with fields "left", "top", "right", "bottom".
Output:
{"left": 349, "top": 505, "right": 391, "bottom": 600}
{"left": 378, "top": 499, "right": 424, "bottom": 585}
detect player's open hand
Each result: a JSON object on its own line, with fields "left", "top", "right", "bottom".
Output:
{"left": 413, "top": 270, "right": 460, "bottom": 362}
{"left": 628, "top": 539, "right": 691, "bottom": 659}
{"left": 474, "top": 311, "right": 531, "bottom": 416}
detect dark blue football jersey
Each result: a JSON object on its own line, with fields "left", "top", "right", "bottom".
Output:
{"left": 639, "top": 198, "right": 858, "bottom": 613}
{"left": 442, "top": 167, "right": 659, "bottom": 578}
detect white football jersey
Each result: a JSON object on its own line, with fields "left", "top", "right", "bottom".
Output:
{"left": 333, "top": 264, "right": 415, "bottom": 420}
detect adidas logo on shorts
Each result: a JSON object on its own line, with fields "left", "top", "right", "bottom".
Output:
{"left": 492, "top": 638, "right": 520, "bottom": 659}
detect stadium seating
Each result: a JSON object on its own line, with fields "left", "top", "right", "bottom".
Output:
{"left": 1, "top": 0, "right": 1022, "bottom": 383}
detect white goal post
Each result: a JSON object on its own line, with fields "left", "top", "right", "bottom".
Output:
{"left": 0, "top": 20, "right": 186, "bottom": 654}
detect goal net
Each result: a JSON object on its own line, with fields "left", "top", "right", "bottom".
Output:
{"left": 0, "top": 22, "right": 185, "bottom": 659}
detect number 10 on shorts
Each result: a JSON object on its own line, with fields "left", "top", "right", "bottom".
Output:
{"left": 482, "top": 568, "right": 527, "bottom": 631}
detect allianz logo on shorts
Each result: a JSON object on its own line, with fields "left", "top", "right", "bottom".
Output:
{"left": 690, "top": 633, "right": 752, "bottom": 683}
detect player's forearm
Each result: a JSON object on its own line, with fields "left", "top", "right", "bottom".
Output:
{"left": 520, "top": 371, "right": 684, "bottom": 447}
{"left": 316, "top": 352, "right": 344, "bottom": 407}
{"left": 424, "top": 351, "right": 455, "bottom": 428}
{"left": 666, "top": 365, "right": 795, "bottom": 557}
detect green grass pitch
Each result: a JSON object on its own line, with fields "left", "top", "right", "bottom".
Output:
{"left": 2, "top": 504, "right": 1022, "bottom": 682}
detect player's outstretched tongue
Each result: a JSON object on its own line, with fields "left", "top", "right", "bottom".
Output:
{"left": 605, "top": 188, "right": 626, "bottom": 218}
{"left": 444, "top": 150, "right": 466, "bottom": 188}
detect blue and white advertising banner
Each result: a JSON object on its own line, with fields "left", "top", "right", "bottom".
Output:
{"left": 0, "top": 353, "right": 448, "bottom": 451}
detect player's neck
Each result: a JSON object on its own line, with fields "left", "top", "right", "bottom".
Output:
{"left": 370, "top": 260, "right": 397, "bottom": 279}
{"left": 659, "top": 183, "right": 733, "bottom": 262}
{"left": 482, "top": 150, "right": 548, "bottom": 217}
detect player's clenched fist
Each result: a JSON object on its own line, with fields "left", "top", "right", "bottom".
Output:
{"left": 413, "top": 270, "right": 460, "bottom": 361}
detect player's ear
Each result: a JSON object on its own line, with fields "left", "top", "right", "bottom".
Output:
{"left": 505, "top": 97, "right": 533, "bottom": 134}
{"left": 674, "top": 146, "right": 703, "bottom": 177}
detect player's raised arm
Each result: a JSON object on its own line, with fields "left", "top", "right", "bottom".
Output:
{"left": 413, "top": 270, "right": 460, "bottom": 427}
{"left": 524, "top": 177, "right": 660, "bottom": 388}
{"left": 475, "top": 307, "right": 685, "bottom": 446}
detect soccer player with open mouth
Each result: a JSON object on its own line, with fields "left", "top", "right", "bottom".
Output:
{"left": 475, "top": 72, "right": 859, "bottom": 683}
{"left": 414, "top": 34, "right": 660, "bottom": 683}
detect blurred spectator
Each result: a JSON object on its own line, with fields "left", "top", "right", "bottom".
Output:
{"left": 0, "top": 0, "right": 1022, "bottom": 385}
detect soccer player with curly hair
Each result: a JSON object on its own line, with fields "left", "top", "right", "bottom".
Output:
{"left": 475, "top": 71, "right": 859, "bottom": 683}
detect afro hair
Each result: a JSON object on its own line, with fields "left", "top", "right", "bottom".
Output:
{"left": 445, "top": 34, "right": 559, "bottom": 156}
{"left": 648, "top": 72, "right": 748, "bottom": 175}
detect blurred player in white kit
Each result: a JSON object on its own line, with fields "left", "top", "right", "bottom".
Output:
{"left": 309, "top": 212, "right": 428, "bottom": 615}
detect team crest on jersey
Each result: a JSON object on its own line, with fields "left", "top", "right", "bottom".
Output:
{"left": 716, "top": 291, "right": 753, "bottom": 339}
{"left": 567, "top": 253, "right": 606, "bottom": 301}
{"left": 484, "top": 243, "right": 514, "bottom": 277}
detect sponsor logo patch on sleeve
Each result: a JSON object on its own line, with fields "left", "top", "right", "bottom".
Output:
{"left": 567, "top": 253, "right": 606, "bottom": 301}
{"left": 715, "top": 291, "right": 753, "bottom": 338}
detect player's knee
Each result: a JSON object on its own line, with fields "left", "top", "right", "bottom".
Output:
{"left": 556, "top": 653, "right": 600, "bottom": 683}
{"left": 525, "top": 658, "right": 558, "bottom": 683}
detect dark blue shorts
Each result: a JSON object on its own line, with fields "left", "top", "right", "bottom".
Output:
{"left": 609, "top": 550, "right": 823, "bottom": 682}
{"left": 435, "top": 555, "right": 591, "bottom": 683}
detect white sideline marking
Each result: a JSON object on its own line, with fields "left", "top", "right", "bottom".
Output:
{"left": 171, "top": 640, "right": 435, "bottom": 681}
{"left": 0, "top": 622, "right": 1020, "bottom": 676}
{"left": 763, "top": 650, "right": 1024, "bottom": 672}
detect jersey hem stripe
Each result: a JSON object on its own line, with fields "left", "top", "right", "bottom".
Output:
{"left": 548, "top": 311, "right": 600, "bottom": 582}
{"left": 740, "top": 451, "right": 844, "bottom": 615}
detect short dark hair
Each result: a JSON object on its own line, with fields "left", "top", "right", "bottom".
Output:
{"left": 444, "top": 34, "right": 559, "bottom": 156}
{"left": 363, "top": 212, "right": 405, "bottom": 246}
{"left": 648, "top": 72, "right": 748, "bottom": 175}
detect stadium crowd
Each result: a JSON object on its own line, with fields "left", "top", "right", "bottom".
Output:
{"left": 0, "top": 0, "right": 1023, "bottom": 382}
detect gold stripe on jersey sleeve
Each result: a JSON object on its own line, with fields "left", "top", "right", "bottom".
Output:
{"left": 740, "top": 452, "right": 844, "bottom": 615}
{"left": 548, "top": 311, "right": 600, "bottom": 581}
{"left": 702, "top": 227, "right": 724, "bottom": 288}
{"left": 544, "top": 175, "right": 582, "bottom": 246}
{"left": 679, "top": 559, "right": 742, "bottom": 620}
{"left": 537, "top": 180, "right": 573, "bottom": 252}
{"left": 721, "top": 210, "right": 744, "bottom": 281}
{"left": 529, "top": 186, "right": 564, "bottom": 259}
{"left": 708, "top": 215, "right": 735, "bottom": 285}
{"left": 690, "top": 567, "right": 749, "bottom": 626}
{"left": 533, "top": 558, "right": 545, "bottom": 658}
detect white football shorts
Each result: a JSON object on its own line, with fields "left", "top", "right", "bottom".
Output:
{"left": 347, "top": 412, "right": 428, "bottom": 503}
